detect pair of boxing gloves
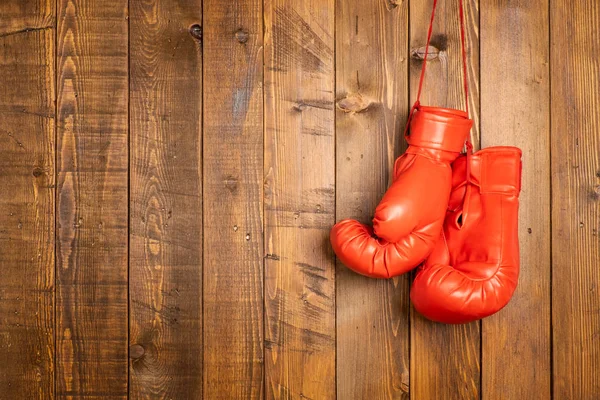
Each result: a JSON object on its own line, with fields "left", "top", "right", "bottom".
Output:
{"left": 330, "top": 105, "right": 522, "bottom": 324}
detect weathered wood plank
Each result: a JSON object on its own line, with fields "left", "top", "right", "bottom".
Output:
{"left": 0, "top": 1, "right": 55, "bottom": 398}
{"left": 480, "top": 1, "right": 551, "bottom": 398}
{"left": 334, "top": 0, "right": 410, "bottom": 398}
{"left": 202, "top": 0, "right": 264, "bottom": 398}
{"left": 55, "top": 0, "right": 129, "bottom": 397}
{"left": 263, "top": 1, "right": 335, "bottom": 398}
{"left": 551, "top": 1, "right": 600, "bottom": 398}
{"left": 129, "top": 0, "right": 203, "bottom": 398}
{"left": 409, "top": 1, "right": 481, "bottom": 399}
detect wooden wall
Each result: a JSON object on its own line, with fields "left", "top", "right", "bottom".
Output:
{"left": 0, "top": 0, "right": 598, "bottom": 398}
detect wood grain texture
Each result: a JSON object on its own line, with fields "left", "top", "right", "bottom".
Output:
{"left": 129, "top": 0, "right": 203, "bottom": 398}
{"left": 55, "top": 0, "right": 129, "bottom": 397}
{"left": 202, "top": 0, "right": 264, "bottom": 398}
{"left": 2, "top": 2, "right": 600, "bottom": 397}
{"left": 480, "top": 1, "right": 551, "bottom": 399}
{"left": 551, "top": 1, "right": 600, "bottom": 398}
{"left": 0, "top": 1, "right": 55, "bottom": 398}
{"left": 334, "top": 0, "right": 410, "bottom": 398}
{"left": 264, "top": 1, "right": 335, "bottom": 398}
{"left": 409, "top": 1, "right": 481, "bottom": 399}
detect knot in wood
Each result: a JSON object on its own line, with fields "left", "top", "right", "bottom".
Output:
{"left": 224, "top": 175, "right": 238, "bottom": 193}
{"left": 235, "top": 29, "right": 249, "bottom": 43}
{"left": 337, "top": 93, "right": 370, "bottom": 114}
{"left": 32, "top": 167, "right": 44, "bottom": 177}
{"left": 411, "top": 45, "right": 439, "bottom": 61}
{"left": 385, "top": 0, "right": 403, "bottom": 10}
{"left": 129, "top": 344, "right": 145, "bottom": 359}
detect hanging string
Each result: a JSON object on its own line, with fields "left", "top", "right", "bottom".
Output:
{"left": 458, "top": 0, "right": 469, "bottom": 117}
{"left": 403, "top": 0, "right": 471, "bottom": 147}
{"left": 414, "top": 0, "right": 440, "bottom": 110}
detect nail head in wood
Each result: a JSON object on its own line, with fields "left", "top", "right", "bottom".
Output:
{"left": 189, "top": 24, "right": 202, "bottom": 41}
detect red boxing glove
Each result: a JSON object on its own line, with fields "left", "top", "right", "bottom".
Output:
{"left": 330, "top": 106, "right": 472, "bottom": 278}
{"left": 410, "top": 147, "right": 522, "bottom": 323}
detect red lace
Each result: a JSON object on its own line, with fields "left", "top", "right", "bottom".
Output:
{"left": 403, "top": 0, "right": 472, "bottom": 155}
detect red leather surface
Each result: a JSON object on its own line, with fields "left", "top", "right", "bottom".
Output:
{"left": 410, "top": 146, "right": 522, "bottom": 323}
{"left": 330, "top": 106, "right": 472, "bottom": 278}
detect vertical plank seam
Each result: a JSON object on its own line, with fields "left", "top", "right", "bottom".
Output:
{"left": 54, "top": 0, "right": 59, "bottom": 397}
{"left": 201, "top": 0, "right": 207, "bottom": 396}
{"left": 200, "top": 1, "right": 205, "bottom": 397}
{"left": 260, "top": 0, "right": 269, "bottom": 398}
{"left": 126, "top": 0, "right": 131, "bottom": 396}
{"left": 477, "top": 2, "right": 483, "bottom": 399}
{"left": 332, "top": 1, "right": 337, "bottom": 398}
{"left": 548, "top": 0, "right": 554, "bottom": 398}
{"left": 407, "top": 2, "right": 412, "bottom": 399}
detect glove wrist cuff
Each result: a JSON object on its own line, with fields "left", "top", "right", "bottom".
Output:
{"left": 453, "top": 147, "right": 522, "bottom": 194}
{"left": 407, "top": 106, "right": 473, "bottom": 153}
{"left": 470, "top": 147, "right": 522, "bottom": 194}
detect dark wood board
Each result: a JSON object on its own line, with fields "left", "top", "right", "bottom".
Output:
{"left": 55, "top": 0, "right": 129, "bottom": 397}
{"left": 129, "top": 0, "right": 203, "bottom": 398}
{"left": 264, "top": 1, "right": 336, "bottom": 398}
{"left": 335, "top": 0, "right": 411, "bottom": 398}
{"left": 0, "top": 0, "right": 56, "bottom": 398}
{"left": 551, "top": 1, "right": 600, "bottom": 398}
{"left": 480, "top": 1, "right": 551, "bottom": 399}
{"left": 202, "top": 0, "right": 264, "bottom": 398}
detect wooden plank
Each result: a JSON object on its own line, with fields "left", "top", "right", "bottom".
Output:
{"left": 480, "top": 1, "right": 551, "bottom": 398}
{"left": 334, "top": 0, "right": 410, "bottom": 398}
{"left": 551, "top": 1, "right": 600, "bottom": 398}
{"left": 409, "top": 1, "right": 481, "bottom": 399}
{"left": 129, "top": 0, "right": 203, "bottom": 398}
{"left": 202, "top": 0, "right": 264, "bottom": 398}
{"left": 0, "top": 1, "right": 55, "bottom": 398}
{"left": 55, "top": 0, "right": 129, "bottom": 397}
{"left": 263, "top": 1, "right": 335, "bottom": 398}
